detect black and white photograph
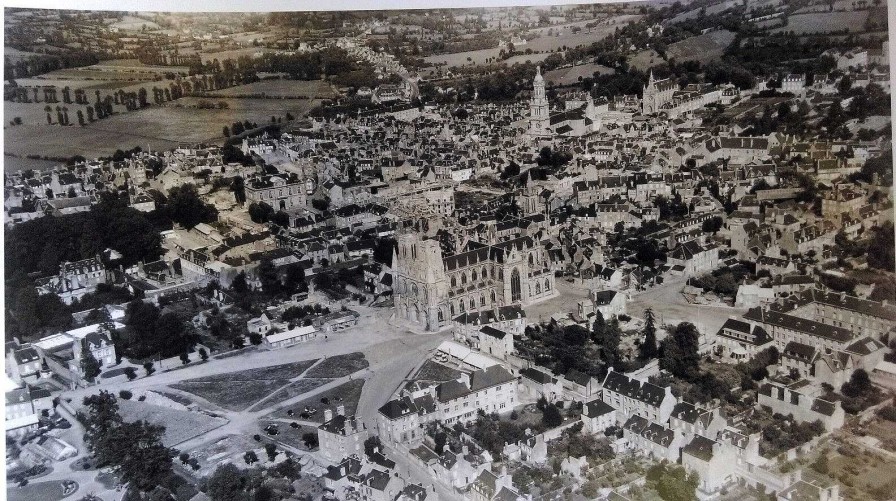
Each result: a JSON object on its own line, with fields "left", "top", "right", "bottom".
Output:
{"left": 3, "top": 1, "right": 896, "bottom": 500}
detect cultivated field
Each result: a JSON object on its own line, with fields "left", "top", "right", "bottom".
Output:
{"left": 109, "top": 16, "right": 160, "bottom": 31}
{"left": 667, "top": 0, "right": 739, "bottom": 24}
{"left": 199, "top": 48, "right": 275, "bottom": 64}
{"left": 2, "top": 154, "right": 59, "bottom": 173}
{"left": 771, "top": 11, "right": 870, "bottom": 35}
{"left": 117, "top": 399, "right": 228, "bottom": 447}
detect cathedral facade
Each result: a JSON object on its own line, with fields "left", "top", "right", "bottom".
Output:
{"left": 641, "top": 70, "right": 678, "bottom": 115}
{"left": 393, "top": 232, "right": 557, "bottom": 331}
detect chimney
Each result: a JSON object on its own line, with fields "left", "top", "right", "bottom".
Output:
{"left": 324, "top": 408, "right": 333, "bottom": 423}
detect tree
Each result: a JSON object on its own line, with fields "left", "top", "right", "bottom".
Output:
{"left": 198, "top": 348, "right": 209, "bottom": 361}
{"left": 222, "top": 126, "right": 230, "bottom": 137}
{"left": 264, "top": 443, "right": 277, "bottom": 461}
{"left": 144, "top": 361, "right": 155, "bottom": 376}
{"left": 302, "top": 432, "right": 319, "bottom": 448}
{"left": 660, "top": 322, "right": 701, "bottom": 381}
{"left": 257, "top": 258, "right": 281, "bottom": 296}
{"left": 180, "top": 352, "right": 190, "bottom": 365}
{"left": 231, "top": 176, "right": 246, "bottom": 205}
{"left": 206, "top": 464, "right": 245, "bottom": 501}
{"left": 165, "top": 184, "right": 218, "bottom": 229}
{"left": 639, "top": 308, "right": 658, "bottom": 359}
{"left": 542, "top": 403, "right": 563, "bottom": 427}
{"left": 179, "top": 452, "right": 190, "bottom": 465}
{"left": 80, "top": 342, "right": 102, "bottom": 382}
{"left": 248, "top": 202, "right": 275, "bottom": 224}
{"left": 244, "top": 451, "right": 258, "bottom": 465}
{"left": 841, "top": 369, "right": 872, "bottom": 398}
{"left": 124, "top": 367, "right": 138, "bottom": 380}
{"left": 231, "top": 272, "right": 249, "bottom": 296}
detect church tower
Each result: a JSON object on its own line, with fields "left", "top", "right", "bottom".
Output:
{"left": 642, "top": 70, "right": 657, "bottom": 115}
{"left": 528, "top": 66, "right": 550, "bottom": 136}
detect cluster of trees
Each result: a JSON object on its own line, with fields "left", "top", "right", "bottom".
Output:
{"left": 645, "top": 461, "right": 699, "bottom": 501}
{"left": 204, "top": 456, "right": 300, "bottom": 501}
{"left": 121, "top": 300, "right": 197, "bottom": 360}
{"left": 152, "top": 184, "right": 219, "bottom": 230}
{"left": 850, "top": 150, "right": 893, "bottom": 186}
{"left": 5, "top": 194, "right": 163, "bottom": 340}
{"left": 690, "top": 265, "right": 750, "bottom": 297}
{"left": 760, "top": 417, "right": 825, "bottom": 458}
{"left": 281, "top": 304, "right": 328, "bottom": 325}
{"left": 840, "top": 368, "right": 884, "bottom": 414}
{"left": 247, "top": 202, "right": 289, "bottom": 227}
{"left": 466, "top": 412, "right": 535, "bottom": 458}
{"left": 659, "top": 322, "right": 701, "bottom": 381}
{"left": 79, "top": 391, "right": 175, "bottom": 493}
{"left": 535, "top": 146, "right": 573, "bottom": 171}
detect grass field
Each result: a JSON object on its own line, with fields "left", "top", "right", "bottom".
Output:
{"left": 170, "top": 379, "right": 289, "bottom": 411}
{"left": 423, "top": 16, "right": 638, "bottom": 68}
{"left": 772, "top": 11, "right": 870, "bottom": 35}
{"left": 6, "top": 480, "right": 71, "bottom": 501}
{"left": 268, "top": 379, "right": 366, "bottom": 424}
{"left": 202, "top": 79, "right": 337, "bottom": 99}
{"left": 305, "top": 353, "right": 369, "bottom": 378}
{"left": 4, "top": 97, "right": 316, "bottom": 159}
{"left": 827, "top": 445, "right": 896, "bottom": 500}
{"left": 183, "top": 359, "right": 318, "bottom": 383}
{"left": 630, "top": 29, "right": 736, "bottom": 70}
{"left": 2, "top": 154, "right": 59, "bottom": 173}
{"left": 248, "top": 378, "right": 334, "bottom": 411}
{"left": 543, "top": 62, "right": 615, "bottom": 86}
{"left": 117, "top": 399, "right": 228, "bottom": 446}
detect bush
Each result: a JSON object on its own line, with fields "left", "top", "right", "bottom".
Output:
{"left": 119, "top": 390, "right": 133, "bottom": 400}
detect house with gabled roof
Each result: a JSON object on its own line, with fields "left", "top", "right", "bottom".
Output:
{"left": 601, "top": 370, "right": 677, "bottom": 423}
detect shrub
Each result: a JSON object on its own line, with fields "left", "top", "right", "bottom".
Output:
{"left": 119, "top": 390, "right": 133, "bottom": 400}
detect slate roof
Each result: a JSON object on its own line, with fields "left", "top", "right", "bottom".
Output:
{"left": 683, "top": 435, "right": 717, "bottom": 462}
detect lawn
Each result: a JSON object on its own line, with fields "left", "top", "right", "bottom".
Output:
{"left": 182, "top": 434, "right": 259, "bottom": 479}
{"left": 258, "top": 419, "right": 318, "bottom": 451}
{"left": 305, "top": 353, "right": 368, "bottom": 378}
{"left": 268, "top": 379, "right": 366, "bottom": 424}
{"left": 170, "top": 379, "right": 289, "bottom": 411}
{"left": 248, "top": 378, "right": 334, "bottom": 411}
{"left": 117, "top": 399, "right": 228, "bottom": 447}
{"left": 170, "top": 359, "right": 318, "bottom": 384}
{"left": 6, "top": 480, "right": 73, "bottom": 501}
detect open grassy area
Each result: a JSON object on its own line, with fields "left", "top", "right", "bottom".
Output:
{"left": 170, "top": 379, "right": 289, "bottom": 411}
{"left": 117, "top": 399, "right": 228, "bottom": 447}
{"left": 630, "top": 30, "right": 736, "bottom": 70}
{"left": 268, "top": 379, "right": 366, "bottom": 424}
{"left": 826, "top": 444, "right": 896, "bottom": 500}
{"left": 543, "top": 63, "right": 615, "bottom": 86}
{"left": 204, "top": 79, "right": 337, "bottom": 99}
{"left": 248, "top": 378, "right": 334, "bottom": 411}
{"left": 305, "top": 353, "right": 368, "bottom": 378}
{"left": 5, "top": 94, "right": 320, "bottom": 159}
{"left": 185, "top": 359, "right": 318, "bottom": 383}
{"left": 771, "top": 11, "right": 870, "bottom": 35}
{"left": 6, "top": 480, "right": 72, "bottom": 501}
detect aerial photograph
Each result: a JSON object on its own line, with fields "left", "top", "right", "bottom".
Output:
{"left": 2, "top": 0, "right": 895, "bottom": 500}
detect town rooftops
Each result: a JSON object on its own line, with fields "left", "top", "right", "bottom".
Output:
{"left": 683, "top": 434, "right": 717, "bottom": 462}
{"left": 520, "top": 367, "right": 556, "bottom": 385}
{"left": 602, "top": 370, "right": 670, "bottom": 407}
{"left": 744, "top": 307, "right": 854, "bottom": 343}
{"left": 584, "top": 399, "right": 615, "bottom": 417}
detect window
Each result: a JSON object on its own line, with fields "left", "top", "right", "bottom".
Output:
{"left": 511, "top": 268, "right": 522, "bottom": 302}
{"left": 451, "top": 276, "right": 456, "bottom": 288}
{"left": 461, "top": 273, "right": 467, "bottom": 285}
{"left": 545, "top": 278, "right": 551, "bottom": 291}
{"left": 472, "top": 270, "right": 477, "bottom": 282}
{"left": 470, "top": 298, "right": 475, "bottom": 309}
